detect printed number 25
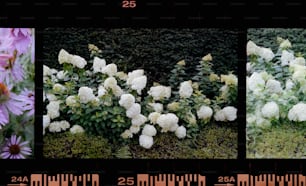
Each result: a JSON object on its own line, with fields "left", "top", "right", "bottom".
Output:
{"left": 118, "top": 177, "right": 135, "bottom": 185}
{"left": 122, "top": 0, "right": 136, "bottom": 8}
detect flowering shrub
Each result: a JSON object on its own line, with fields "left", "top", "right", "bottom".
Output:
{"left": 246, "top": 38, "right": 306, "bottom": 157}
{"left": 43, "top": 44, "right": 237, "bottom": 150}
{"left": 0, "top": 28, "right": 35, "bottom": 159}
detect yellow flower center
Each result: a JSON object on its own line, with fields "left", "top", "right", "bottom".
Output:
{"left": 0, "top": 83, "right": 10, "bottom": 103}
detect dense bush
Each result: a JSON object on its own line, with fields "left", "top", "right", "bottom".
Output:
{"left": 42, "top": 28, "right": 239, "bottom": 86}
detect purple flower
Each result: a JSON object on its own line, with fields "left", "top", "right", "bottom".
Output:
{"left": 0, "top": 53, "right": 25, "bottom": 83}
{"left": 0, "top": 82, "right": 25, "bottom": 127}
{"left": 20, "top": 89, "right": 34, "bottom": 117}
{"left": 1, "top": 135, "right": 32, "bottom": 159}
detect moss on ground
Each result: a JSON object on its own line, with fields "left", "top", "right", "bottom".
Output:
{"left": 43, "top": 122, "right": 238, "bottom": 159}
{"left": 247, "top": 124, "right": 306, "bottom": 159}
{"left": 43, "top": 132, "right": 113, "bottom": 159}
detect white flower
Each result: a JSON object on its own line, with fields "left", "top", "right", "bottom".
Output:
{"left": 53, "top": 83, "right": 66, "bottom": 93}
{"left": 98, "top": 86, "right": 107, "bottom": 97}
{"left": 179, "top": 80, "right": 193, "bottom": 98}
{"left": 119, "top": 94, "right": 135, "bottom": 109}
{"left": 148, "top": 103, "right": 163, "bottom": 113}
{"left": 256, "top": 117, "right": 272, "bottom": 129}
{"left": 56, "top": 70, "right": 69, "bottom": 80}
{"left": 280, "top": 50, "right": 295, "bottom": 66}
{"left": 248, "top": 72, "right": 265, "bottom": 92}
{"left": 246, "top": 40, "right": 259, "bottom": 56}
{"left": 102, "top": 63, "right": 117, "bottom": 77}
{"left": 111, "top": 85, "right": 123, "bottom": 97}
{"left": 43, "top": 115, "right": 50, "bottom": 135}
{"left": 139, "top": 135, "right": 154, "bottom": 149}
{"left": 284, "top": 79, "right": 294, "bottom": 91}
{"left": 66, "top": 95, "right": 77, "bottom": 107}
{"left": 279, "top": 39, "right": 292, "bottom": 49}
{"left": 131, "top": 114, "right": 147, "bottom": 126}
{"left": 127, "top": 69, "right": 144, "bottom": 85}
{"left": 214, "top": 110, "right": 226, "bottom": 121}
{"left": 261, "top": 101, "right": 279, "bottom": 119}
{"left": 121, "top": 129, "right": 133, "bottom": 139}
{"left": 175, "top": 126, "right": 186, "bottom": 139}
{"left": 156, "top": 113, "right": 179, "bottom": 133}
{"left": 46, "top": 93, "right": 57, "bottom": 101}
{"left": 292, "top": 69, "right": 306, "bottom": 82}
{"left": 48, "top": 120, "right": 70, "bottom": 132}
{"left": 46, "top": 101, "right": 60, "bottom": 119}
{"left": 148, "top": 85, "right": 171, "bottom": 101}
{"left": 197, "top": 105, "right": 213, "bottom": 120}
{"left": 265, "top": 79, "right": 282, "bottom": 94}
{"left": 58, "top": 49, "right": 72, "bottom": 64}
{"left": 148, "top": 112, "right": 161, "bottom": 124}
{"left": 288, "top": 102, "right": 306, "bottom": 122}
{"left": 104, "top": 77, "right": 118, "bottom": 90}
{"left": 142, "top": 124, "right": 157, "bottom": 137}
{"left": 70, "top": 125, "right": 85, "bottom": 134}
{"left": 130, "top": 125, "right": 140, "bottom": 134}
{"left": 93, "top": 57, "right": 106, "bottom": 73}
{"left": 78, "top": 86, "right": 95, "bottom": 104}
{"left": 131, "top": 75, "right": 147, "bottom": 95}
{"left": 246, "top": 62, "right": 254, "bottom": 73}
{"left": 71, "top": 55, "right": 87, "bottom": 69}
{"left": 222, "top": 106, "right": 237, "bottom": 121}
{"left": 115, "top": 71, "right": 128, "bottom": 80}
{"left": 43, "top": 65, "right": 52, "bottom": 76}
{"left": 258, "top": 47, "right": 275, "bottom": 62}
{"left": 221, "top": 74, "right": 238, "bottom": 86}
{"left": 126, "top": 103, "right": 141, "bottom": 118}
{"left": 291, "top": 57, "right": 306, "bottom": 66}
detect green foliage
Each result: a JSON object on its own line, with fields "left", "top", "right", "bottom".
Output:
{"left": 43, "top": 132, "right": 113, "bottom": 159}
{"left": 247, "top": 123, "right": 306, "bottom": 158}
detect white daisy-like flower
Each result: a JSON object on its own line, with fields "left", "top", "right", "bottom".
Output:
{"left": 179, "top": 80, "right": 193, "bottom": 98}
{"left": 139, "top": 135, "right": 154, "bottom": 149}
{"left": 93, "top": 57, "right": 106, "bottom": 73}
{"left": 175, "top": 126, "right": 186, "bottom": 139}
{"left": 261, "top": 101, "right": 279, "bottom": 119}
{"left": 142, "top": 124, "right": 157, "bottom": 137}
{"left": 70, "top": 125, "right": 85, "bottom": 134}
{"left": 78, "top": 86, "right": 95, "bottom": 104}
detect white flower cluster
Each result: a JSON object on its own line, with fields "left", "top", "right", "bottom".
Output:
{"left": 127, "top": 69, "right": 147, "bottom": 95}
{"left": 214, "top": 106, "right": 237, "bottom": 122}
{"left": 247, "top": 39, "right": 306, "bottom": 131}
{"left": 58, "top": 49, "right": 87, "bottom": 69}
{"left": 148, "top": 85, "right": 171, "bottom": 101}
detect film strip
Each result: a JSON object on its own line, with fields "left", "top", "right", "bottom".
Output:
{"left": 4, "top": 173, "right": 306, "bottom": 186}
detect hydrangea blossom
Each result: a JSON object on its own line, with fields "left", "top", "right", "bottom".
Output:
{"left": 148, "top": 85, "right": 171, "bottom": 101}
{"left": 142, "top": 124, "right": 157, "bottom": 137}
{"left": 288, "top": 102, "right": 306, "bottom": 122}
{"left": 78, "top": 86, "right": 95, "bottom": 104}
{"left": 175, "top": 126, "right": 186, "bottom": 139}
{"left": 48, "top": 120, "right": 70, "bottom": 132}
{"left": 70, "top": 125, "right": 85, "bottom": 134}
{"left": 131, "top": 75, "right": 147, "bottom": 95}
{"left": 156, "top": 113, "right": 179, "bottom": 133}
{"left": 46, "top": 100, "right": 60, "bottom": 119}
{"left": 119, "top": 94, "right": 135, "bottom": 109}
{"left": 93, "top": 57, "right": 106, "bottom": 73}
{"left": 179, "top": 80, "right": 193, "bottom": 98}
{"left": 261, "top": 101, "right": 279, "bottom": 119}
{"left": 102, "top": 63, "right": 117, "bottom": 77}
{"left": 139, "top": 135, "right": 154, "bottom": 149}
{"left": 126, "top": 103, "right": 141, "bottom": 118}
{"left": 148, "top": 112, "right": 161, "bottom": 124}
{"left": 197, "top": 105, "right": 213, "bottom": 120}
